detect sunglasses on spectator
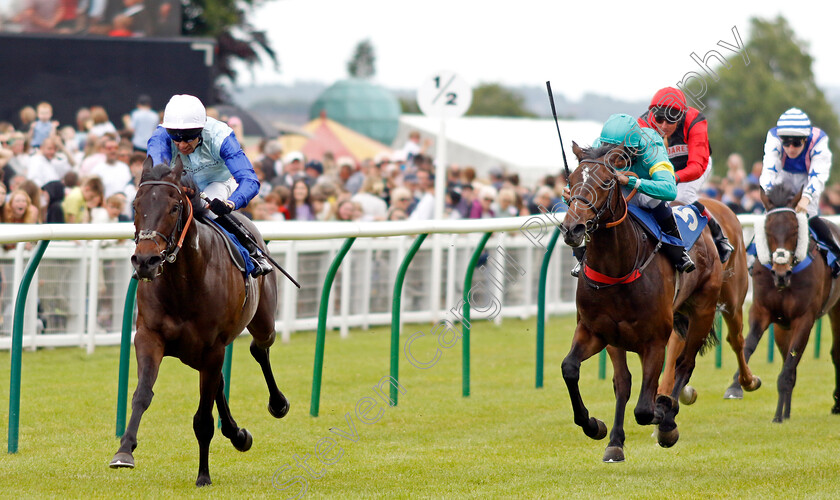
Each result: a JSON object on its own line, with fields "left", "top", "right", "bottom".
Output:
{"left": 652, "top": 107, "right": 683, "bottom": 124}
{"left": 781, "top": 137, "right": 804, "bottom": 147}
{"left": 168, "top": 131, "right": 202, "bottom": 143}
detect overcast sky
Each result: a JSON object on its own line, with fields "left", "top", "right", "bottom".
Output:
{"left": 234, "top": 0, "right": 839, "bottom": 102}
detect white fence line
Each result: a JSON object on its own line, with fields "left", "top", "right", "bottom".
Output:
{"left": 0, "top": 214, "right": 831, "bottom": 351}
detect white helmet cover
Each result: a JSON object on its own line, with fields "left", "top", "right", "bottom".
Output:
{"left": 161, "top": 94, "right": 207, "bottom": 129}
{"left": 776, "top": 107, "right": 811, "bottom": 137}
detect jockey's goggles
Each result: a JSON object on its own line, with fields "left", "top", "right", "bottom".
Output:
{"left": 780, "top": 136, "right": 805, "bottom": 147}
{"left": 167, "top": 128, "right": 203, "bottom": 143}
{"left": 651, "top": 107, "right": 684, "bottom": 124}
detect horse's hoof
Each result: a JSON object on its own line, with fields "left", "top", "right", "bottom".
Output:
{"left": 109, "top": 452, "right": 135, "bottom": 469}
{"left": 584, "top": 418, "right": 608, "bottom": 440}
{"left": 196, "top": 475, "right": 212, "bottom": 487}
{"left": 772, "top": 416, "right": 784, "bottom": 423}
{"left": 234, "top": 429, "right": 253, "bottom": 452}
{"left": 603, "top": 446, "right": 625, "bottom": 463}
{"left": 831, "top": 404, "right": 840, "bottom": 415}
{"left": 746, "top": 377, "right": 762, "bottom": 392}
{"left": 268, "top": 397, "right": 290, "bottom": 419}
{"left": 657, "top": 426, "right": 679, "bottom": 448}
{"left": 723, "top": 386, "right": 744, "bottom": 399}
{"left": 680, "top": 386, "right": 698, "bottom": 405}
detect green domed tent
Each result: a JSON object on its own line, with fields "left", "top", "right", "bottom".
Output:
{"left": 309, "top": 78, "right": 401, "bottom": 146}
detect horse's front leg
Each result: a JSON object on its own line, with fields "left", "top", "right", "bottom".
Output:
{"left": 637, "top": 339, "right": 667, "bottom": 427}
{"left": 561, "top": 324, "right": 607, "bottom": 441}
{"left": 195, "top": 364, "right": 223, "bottom": 486}
{"left": 110, "top": 333, "right": 164, "bottom": 469}
{"left": 216, "top": 377, "right": 253, "bottom": 452}
{"left": 774, "top": 320, "right": 812, "bottom": 422}
{"left": 727, "top": 304, "right": 771, "bottom": 399}
{"left": 722, "top": 298, "right": 762, "bottom": 396}
{"left": 603, "top": 346, "right": 630, "bottom": 462}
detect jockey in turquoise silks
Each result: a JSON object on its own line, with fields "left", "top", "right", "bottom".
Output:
{"left": 570, "top": 113, "right": 696, "bottom": 277}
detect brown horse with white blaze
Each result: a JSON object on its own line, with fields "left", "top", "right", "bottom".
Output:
{"left": 109, "top": 156, "right": 289, "bottom": 486}
{"left": 560, "top": 142, "right": 725, "bottom": 462}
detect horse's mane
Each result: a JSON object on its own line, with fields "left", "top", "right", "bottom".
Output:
{"left": 140, "top": 162, "right": 208, "bottom": 218}
{"left": 765, "top": 183, "right": 797, "bottom": 209}
{"left": 579, "top": 143, "right": 619, "bottom": 161}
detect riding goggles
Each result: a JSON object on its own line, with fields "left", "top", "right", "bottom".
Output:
{"left": 651, "top": 107, "right": 684, "bottom": 124}
{"left": 167, "top": 128, "right": 203, "bottom": 143}
{"left": 780, "top": 136, "right": 805, "bottom": 147}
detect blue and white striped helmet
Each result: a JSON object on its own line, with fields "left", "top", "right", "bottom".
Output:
{"left": 776, "top": 108, "right": 811, "bottom": 137}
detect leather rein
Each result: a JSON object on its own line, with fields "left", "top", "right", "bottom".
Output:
{"left": 133, "top": 180, "right": 195, "bottom": 265}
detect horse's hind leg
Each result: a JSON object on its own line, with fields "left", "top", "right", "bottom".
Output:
{"left": 657, "top": 332, "right": 682, "bottom": 398}
{"left": 110, "top": 334, "right": 163, "bottom": 469}
{"left": 604, "top": 346, "right": 631, "bottom": 463}
{"left": 829, "top": 307, "right": 840, "bottom": 414}
{"left": 249, "top": 275, "right": 289, "bottom": 418}
{"left": 194, "top": 366, "right": 223, "bottom": 486}
{"left": 215, "top": 377, "right": 253, "bottom": 452}
{"left": 722, "top": 295, "right": 762, "bottom": 396}
{"left": 561, "top": 325, "right": 607, "bottom": 442}
{"left": 727, "top": 304, "right": 771, "bottom": 399}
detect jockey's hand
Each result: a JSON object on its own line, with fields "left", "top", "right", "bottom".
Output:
{"left": 209, "top": 198, "right": 234, "bottom": 216}
{"left": 795, "top": 196, "right": 810, "bottom": 213}
{"left": 617, "top": 173, "right": 630, "bottom": 186}
{"left": 561, "top": 185, "right": 571, "bottom": 203}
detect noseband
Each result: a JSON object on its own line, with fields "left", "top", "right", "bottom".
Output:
{"left": 568, "top": 159, "right": 637, "bottom": 237}
{"left": 134, "top": 180, "right": 195, "bottom": 264}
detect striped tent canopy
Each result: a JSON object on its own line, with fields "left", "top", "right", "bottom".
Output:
{"left": 279, "top": 112, "right": 392, "bottom": 164}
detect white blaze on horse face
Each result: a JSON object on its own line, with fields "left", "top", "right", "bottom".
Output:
{"left": 582, "top": 166, "right": 591, "bottom": 184}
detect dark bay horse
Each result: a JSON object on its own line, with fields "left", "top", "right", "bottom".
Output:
{"left": 728, "top": 184, "right": 840, "bottom": 421}
{"left": 110, "top": 156, "right": 289, "bottom": 486}
{"left": 560, "top": 143, "right": 724, "bottom": 462}
{"left": 658, "top": 198, "right": 761, "bottom": 402}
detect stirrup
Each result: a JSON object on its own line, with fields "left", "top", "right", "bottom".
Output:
{"left": 250, "top": 255, "right": 273, "bottom": 277}
{"left": 717, "top": 238, "right": 734, "bottom": 263}
{"left": 678, "top": 254, "right": 696, "bottom": 273}
{"left": 571, "top": 261, "right": 582, "bottom": 278}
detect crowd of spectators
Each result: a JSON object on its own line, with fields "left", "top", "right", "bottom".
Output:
{"left": 10, "top": 99, "right": 840, "bottom": 242}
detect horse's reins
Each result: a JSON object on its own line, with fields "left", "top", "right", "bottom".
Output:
{"left": 569, "top": 160, "right": 659, "bottom": 289}
{"left": 134, "top": 180, "right": 194, "bottom": 264}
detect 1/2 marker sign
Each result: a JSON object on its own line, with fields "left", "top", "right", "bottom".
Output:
{"left": 417, "top": 71, "right": 472, "bottom": 119}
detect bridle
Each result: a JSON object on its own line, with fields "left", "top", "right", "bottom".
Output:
{"left": 567, "top": 157, "right": 638, "bottom": 238}
{"left": 133, "top": 180, "right": 194, "bottom": 265}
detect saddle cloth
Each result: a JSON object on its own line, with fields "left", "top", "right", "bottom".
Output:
{"left": 627, "top": 204, "right": 708, "bottom": 250}
{"left": 202, "top": 217, "right": 254, "bottom": 276}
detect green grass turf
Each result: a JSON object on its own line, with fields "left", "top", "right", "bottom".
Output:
{"left": 1, "top": 315, "right": 839, "bottom": 499}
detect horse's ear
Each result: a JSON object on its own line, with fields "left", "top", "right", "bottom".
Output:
{"left": 791, "top": 186, "right": 804, "bottom": 209}
{"left": 139, "top": 155, "right": 154, "bottom": 182}
{"left": 572, "top": 141, "right": 584, "bottom": 161}
{"left": 759, "top": 186, "right": 770, "bottom": 209}
{"left": 171, "top": 156, "right": 184, "bottom": 181}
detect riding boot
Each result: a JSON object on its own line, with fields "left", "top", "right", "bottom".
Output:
{"left": 570, "top": 246, "right": 586, "bottom": 278}
{"left": 706, "top": 216, "right": 734, "bottom": 263}
{"left": 692, "top": 200, "right": 732, "bottom": 263}
{"left": 809, "top": 216, "right": 840, "bottom": 278}
{"left": 215, "top": 214, "right": 274, "bottom": 278}
{"left": 658, "top": 214, "right": 696, "bottom": 273}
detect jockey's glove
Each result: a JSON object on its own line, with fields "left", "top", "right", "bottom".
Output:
{"left": 209, "top": 198, "right": 234, "bottom": 216}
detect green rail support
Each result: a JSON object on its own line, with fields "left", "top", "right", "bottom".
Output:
{"left": 115, "top": 276, "right": 138, "bottom": 438}
{"left": 715, "top": 313, "right": 723, "bottom": 369}
{"left": 598, "top": 349, "right": 607, "bottom": 380}
{"left": 814, "top": 317, "right": 822, "bottom": 359}
{"left": 310, "top": 237, "right": 356, "bottom": 417}
{"left": 768, "top": 324, "right": 775, "bottom": 363}
{"left": 536, "top": 227, "right": 562, "bottom": 388}
{"left": 389, "top": 234, "right": 428, "bottom": 406}
{"left": 8, "top": 240, "right": 50, "bottom": 454}
{"left": 462, "top": 232, "right": 492, "bottom": 398}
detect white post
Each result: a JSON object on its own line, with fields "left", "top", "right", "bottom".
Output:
{"left": 86, "top": 241, "right": 101, "bottom": 355}
{"left": 431, "top": 118, "right": 447, "bottom": 320}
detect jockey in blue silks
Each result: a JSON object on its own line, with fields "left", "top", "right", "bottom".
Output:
{"left": 147, "top": 94, "right": 273, "bottom": 277}
{"left": 759, "top": 107, "right": 840, "bottom": 276}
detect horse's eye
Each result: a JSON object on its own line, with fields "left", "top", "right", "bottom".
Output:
{"left": 170, "top": 205, "right": 179, "bottom": 215}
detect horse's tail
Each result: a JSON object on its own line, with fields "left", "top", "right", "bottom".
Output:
{"left": 672, "top": 311, "right": 720, "bottom": 356}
